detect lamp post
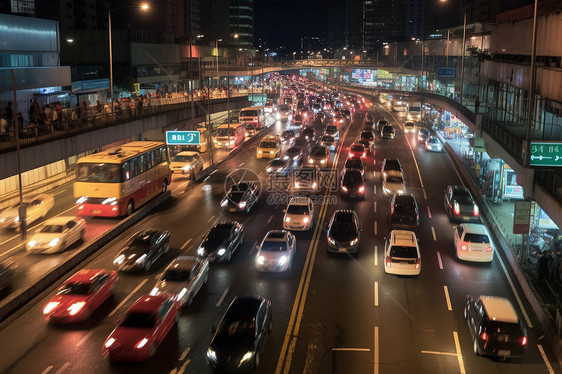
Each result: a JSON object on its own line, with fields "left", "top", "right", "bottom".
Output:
{"left": 215, "top": 38, "right": 223, "bottom": 88}
{"left": 108, "top": 2, "right": 149, "bottom": 114}
{"left": 189, "top": 34, "right": 204, "bottom": 123}
{"left": 525, "top": 0, "right": 539, "bottom": 168}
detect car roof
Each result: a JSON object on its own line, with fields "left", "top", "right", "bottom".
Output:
{"left": 212, "top": 222, "right": 235, "bottom": 230}
{"left": 166, "top": 256, "right": 199, "bottom": 270}
{"left": 176, "top": 151, "right": 199, "bottom": 157}
{"left": 128, "top": 294, "right": 169, "bottom": 313}
{"left": 385, "top": 170, "right": 404, "bottom": 178}
{"left": 479, "top": 296, "right": 519, "bottom": 323}
{"left": 226, "top": 296, "right": 264, "bottom": 318}
{"left": 43, "top": 216, "right": 80, "bottom": 225}
{"left": 261, "top": 135, "right": 279, "bottom": 141}
{"left": 451, "top": 185, "right": 470, "bottom": 194}
{"left": 460, "top": 223, "right": 490, "bottom": 235}
{"left": 333, "top": 210, "right": 356, "bottom": 221}
{"left": 390, "top": 230, "right": 418, "bottom": 245}
{"left": 264, "top": 230, "right": 289, "bottom": 241}
{"left": 131, "top": 230, "right": 164, "bottom": 240}
{"left": 394, "top": 194, "right": 415, "bottom": 203}
{"left": 66, "top": 269, "right": 111, "bottom": 284}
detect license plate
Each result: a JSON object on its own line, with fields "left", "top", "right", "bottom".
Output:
{"left": 92, "top": 210, "right": 102, "bottom": 214}
{"left": 229, "top": 208, "right": 237, "bottom": 212}
{"left": 338, "top": 248, "right": 348, "bottom": 253}
{"left": 498, "top": 350, "right": 511, "bottom": 357}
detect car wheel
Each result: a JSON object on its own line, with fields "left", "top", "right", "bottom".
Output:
{"left": 253, "top": 351, "right": 260, "bottom": 370}
{"left": 162, "top": 179, "right": 168, "bottom": 193}
{"left": 126, "top": 200, "right": 134, "bottom": 216}
{"left": 473, "top": 339, "right": 480, "bottom": 356}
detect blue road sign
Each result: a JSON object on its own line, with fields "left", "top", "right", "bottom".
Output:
{"left": 436, "top": 67, "right": 456, "bottom": 78}
{"left": 166, "top": 131, "right": 201, "bottom": 145}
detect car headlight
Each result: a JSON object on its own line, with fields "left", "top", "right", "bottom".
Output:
{"left": 102, "top": 197, "right": 117, "bottom": 205}
{"left": 240, "top": 351, "right": 254, "bottom": 364}
{"left": 341, "top": 186, "right": 348, "bottom": 192}
{"left": 351, "top": 238, "right": 359, "bottom": 245}
{"left": 383, "top": 187, "right": 390, "bottom": 194}
{"left": 238, "top": 201, "right": 247, "bottom": 209}
{"left": 276, "top": 113, "right": 281, "bottom": 119}
{"left": 328, "top": 236, "right": 336, "bottom": 245}
{"left": 149, "top": 287, "right": 159, "bottom": 296}
{"left": 184, "top": 165, "right": 191, "bottom": 171}
{"left": 309, "top": 159, "right": 313, "bottom": 164}
{"left": 43, "top": 301, "right": 60, "bottom": 315}
{"left": 197, "top": 247, "right": 205, "bottom": 256}
{"left": 67, "top": 301, "right": 86, "bottom": 316}
{"left": 285, "top": 216, "right": 290, "bottom": 222}
{"left": 277, "top": 167, "right": 284, "bottom": 172}
{"left": 270, "top": 151, "right": 275, "bottom": 154}
{"left": 177, "top": 288, "right": 187, "bottom": 300}
{"left": 220, "top": 200, "right": 228, "bottom": 207}
{"left": 257, "top": 255, "right": 265, "bottom": 264}
{"left": 14, "top": 216, "right": 20, "bottom": 223}
{"left": 28, "top": 240, "right": 37, "bottom": 248}
{"left": 266, "top": 167, "right": 272, "bottom": 172}
{"left": 105, "top": 338, "right": 116, "bottom": 349}
{"left": 217, "top": 248, "right": 226, "bottom": 256}
{"left": 258, "top": 150, "right": 262, "bottom": 154}
{"left": 295, "top": 182, "right": 300, "bottom": 188}
{"left": 207, "top": 348, "right": 217, "bottom": 360}
{"left": 278, "top": 256, "right": 288, "bottom": 265}
{"left": 397, "top": 189, "right": 404, "bottom": 194}
{"left": 76, "top": 196, "right": 88, "bottom": 205}
{"left": 49, "top": 238, "right": 60, "bottom": 247}
{"left": 303, "top": 217, "right": 309, "bottom": 223}
{"left": 135, "top": 254, "right": 147, "bottom": 264}
{"left": 135, "top": 338, "right": 149, "bottom": 349}
{"left": 114, "top": 254, "right": 125, "bottom": 265}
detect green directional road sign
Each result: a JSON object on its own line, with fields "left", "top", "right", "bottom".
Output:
{"left": 166, "top": 131, "right": 200, "bottom": 145}
{"left": 248, "top": 93, "right": 267, "bottom": 102}
{"left": 530, "top": 141, "right": 562, "bottom": 166}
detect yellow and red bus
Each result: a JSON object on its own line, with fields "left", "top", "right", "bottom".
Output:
{"left": 214, "top": 123, "right": 245, "bottom": 149}
{"left": 74, "top": 141, "right": 171, "bottom": 217}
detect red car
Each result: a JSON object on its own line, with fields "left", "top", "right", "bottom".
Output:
{"left": 43, "top": 269, "right": 118, "bottom": 323}
{"left": 103, "top": 293, "right": 181, "bottom": 362}
{"left": 348, "top": 142, "right": 367, "bottom": 158}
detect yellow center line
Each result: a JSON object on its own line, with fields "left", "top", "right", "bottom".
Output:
{"left": 421, "top": 350, "right": 458, "bottom": 357}
{"left": 453, "top": 331, "right": 466, "bottom": 374}
{"left": 443, "top": 285, "right": 452, "bottom": 311}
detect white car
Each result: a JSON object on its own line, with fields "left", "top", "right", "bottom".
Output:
{"left": 255, "top": 230, "right": 296, "bottom": 272}
{"left": 283, "top": 196, "right": 314, "bottom": 231}
{"left": 26, "top": 216, "right": 86, "bottom": 254}
{"left": 170, "top": 151, "right": 204, "bottom": 177}
{"left": 384, "top": 230, "right": 421, "bottom": 276}
{"left": 425, "top": 136, "right": 443, "bottom": 152}
{"left": 454, "top": 223, "right": 494, "bottom": 262}
{"left": 382, "top": 171, "right": 406, "bottom": 196}
{"left": 150, "top": 256, "right": 209, "bottom": 306}
{"left": 0, "top": 193, "right": 55, "bottom": 230}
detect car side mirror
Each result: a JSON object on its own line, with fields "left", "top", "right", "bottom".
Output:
{"left": 211, "top": 326, "right": 216, "bottom": 335}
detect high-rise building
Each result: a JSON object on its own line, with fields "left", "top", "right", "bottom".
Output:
{"left": 201, "top": 0, "right": 254, "bottom": 48}
{"left": 327, "top": 0, "right": 348, "bottom": 50}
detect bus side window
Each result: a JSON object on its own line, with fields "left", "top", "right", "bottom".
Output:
{"left": 154, "top": 148, "right": 162, "bottom": 164}
{"left": 121, "top": 162, "right": 130, "bottom": 181}
{"left": 130, "top": 157, "right": 139, "bottom": 178}
{"left": 160, "top": 147, "right": 168, "bottom": 162}
{"left": 147, "top": 151, "right": 155, "bottom": 169}
{"left": 139, "top": 154, "right": 148, "bottom": 174}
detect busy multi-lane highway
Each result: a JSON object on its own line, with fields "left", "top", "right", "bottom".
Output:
{"left": 0, "top": 83, "right": 558, "bottom": 374}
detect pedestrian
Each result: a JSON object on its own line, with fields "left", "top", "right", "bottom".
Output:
{"left": 538, "top": 251, "right": 550, "bottom": 281}
{"left": 5, "top": 102, "right": 13, "bottom": 122}
{"left": 96, "top": 100, "right": 103, "bottom": 114}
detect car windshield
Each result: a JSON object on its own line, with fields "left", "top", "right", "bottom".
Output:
{"left": 394, "top": 199, "right": 415, "bottom": 211}
{"left": 387, "top": 175, "right": 404, "bottom": 184}
{"left": 217, "top": 127, "right": 237, "bottom": 137}
{"left": 383, "top": 126, "right": 394, "bottom": 133}
{"left": 128, "top": 235, "right": 151, "bottom": 248}
{"left": 343, "top": 172, "right": 363, "bottom": 184}
{"left": 57, "top": 282, "right": 90, "bottom": 295}
{"left": 282, "top": 131, "right": 295, "bottom": 138}
{"left": 39, "top": 224, "right": 64, "bottom": 233}
{"left": 390, "top": 246, "right": 418, "bottom": 258}
{"left": 429, "top": 138, "right": 439, "bottom": 144}
{"left": 120, "top": 312, "right": 156, "bottom": 328}
{"left": 311, "top": 148, "right": 326, "bottom": 156}
{"left": 384, "top": 160, "right": 401, "bottom": 171}
{"left": 208, "top": 229, "right": 230, "bottom": 241}
{"left": 486, "top": 321, "right": 522, "bottom": 335}
{"left": 162, "top": 269, "right": 191, "bottom": 282}
{"left": 351, "top": 145, "right": 364, "bottom": 152}
{"left": 326, "top": 126, "right": 337, "bottom": 133}
{"left": 218, "top": 317, "right": 255, "bottom": 339}
{"left": 321, "top": 136, "right": 334, "bottom": 143}
{"left": 464, "top": 233, "right": 490, "bottom": 243}
{"left": 453, "top": 190, "right": 473, "bottom": 204}
{"left": 260, "top": 142, "right": 277, "bottom": 148}
{"left": 287, "top": 205, "right": 309, "bottom": 215}
{"left": 76, "top": 163, "right": 121, "bottom": 183}
{"left": 345, "top": 159, "right": 363, "bottom": 169}
{"left": 361, "top": 132, "right": 373, "bottom": 139}
{"left": 261, "top": 241, "right": 288, "bottom": 252}
{"left": 245, "top": 124, "right": 255, "bottom": 130}
{"left": 173, "top": 154, "right": 197, "bottom": 162}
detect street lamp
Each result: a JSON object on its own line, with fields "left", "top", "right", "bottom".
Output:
{"left": 215, "top": 38, "right": 223, "bottom": 88}
{"left": 108, "top": 2, "right": 150, "bottom": 114}
{"left": 189, "top": 34, "right": 204, "bottom": 123}
{"left": 293, "top": 51, "right": 296, "bottom": 61}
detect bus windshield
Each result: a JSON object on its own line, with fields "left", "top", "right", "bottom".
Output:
{"left": 76, "top": 163, "right": 121, "bottom": 183}
{"left": 217, "top": 127, "right": 238, "bottom": 137}
{"left": 240, "top": 110, "right": 258, "bottom": 117}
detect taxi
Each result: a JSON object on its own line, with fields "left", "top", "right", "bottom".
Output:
{"left": 256, "top": 135, "right": 280, "bottom": 159}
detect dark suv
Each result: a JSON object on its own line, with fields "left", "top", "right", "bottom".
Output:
{"left": 465, "top": 295, "right": 528, "bottom": 359}
{"left": 390, "top": 194, "right": 419, "bottom": 228}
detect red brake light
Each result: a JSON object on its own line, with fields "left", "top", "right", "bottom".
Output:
{"left": 454, "top": 202, "right": 460, "bottom": 215}
{"left": 520, "top": 336, "right": 527, "bottom": 346}
{"left": 385, "top": 256, "right": 391, "bottom": 268}
{"left": 480, "top": 332, "right": 488, "bottom": 341}
{"left": 485, "top": 246, "right": 493, "bottom": 252}
{"left": 362, "top": 152, "right": 366, "bottom": 158}
{"left": 415, "top": 258, "right": 421, "bottom": 269}
{"left": 473, "top": 205, "right": 479, "bottom": 216}
{"left": 359, "top": 186, "right": 365, "bottom": 193}
{"left": 460, "top": 244, "right": 468, "bottom": 251}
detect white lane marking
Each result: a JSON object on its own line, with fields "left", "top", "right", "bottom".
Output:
{"left": 374, "top": 326, "right": 379, "bottom": 374}
{"left": 437, "top": 251, "right": 443, "bottom": 270}
{"left": 421, "top": 350, "right": 458, "bottom": 356}
{"left": 108, "top": 278, "right": 148, "bottom": 317}
{"left": 453, "top": 331, "right": 466, "bottom": 374}
{"left": 216, "top": 287, "right": 230, "bottom": 307}
{"left": 41, "top": 367, "right": 53, "bottom": 374}
{"left": 54, "top": 362, "right": 70, "bottom": 374}
{"left": 332, "top": 348, "right": 371, "bottom": 352}
{"left": 76, "top": 331, "right": 94, "bottom": 347}
{"left": 373, "top": 202, "right": 377, "bottom": 213}
{"left": 537, "top": 344, "right": 555, "bottom": 374}
{"left": 374, "top": 282, "right": 379, "bottom": 306}
{"left": 495, "top": 248, "right": 533, "bottom": 328}
{"left": 431, "top": 227, "right": 437, "bottom": 241}
{"left": 179, "top": 347, "right": 191, "bottom": 362}
{"left": 267, "top": 215, "right": 273, "bottom": 224}
{"left": 410, "top": 150, "right": 425, "bottom": 189}
{"left": 427, "top": 206, "right": 432, "bottom": 218}
{"left": 374, "top": 245, "right": 378, "bottom": 266}
{"left": 207, "top": 215, "right": 215, "bottom": 223}
{"left": 180, "top": 238, "right": 192, "bottom": 251}
{"left": 374, "top": 221, "right": 378, "bottom": 236}
{"left": 444, "top": 286, "right": 452, "bottom": 311}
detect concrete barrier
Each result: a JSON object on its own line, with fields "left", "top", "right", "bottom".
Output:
{"left": 0, "top": 191, "right": 171, "bottom": 323}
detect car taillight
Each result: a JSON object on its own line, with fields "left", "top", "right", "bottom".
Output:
{"left": 460, "top": 244, "right": 468, "bottom": 251}
{"left": 480, "top": 332, "right": 488, "bottom": 341}
{"left": 473, "top": 205, "right": 479, "bottom": 217}
{"left": 486, "top": 246, "right": 493, "bottom": 252}
{"left": 359, "top": 186, "right": 365, "bottom": 192}
{"left": 386, "top": 257, "right": 391, "bottom": 267}
{"left": 519, "top": 336, "right": 528, "bottom": 346}
{"left": 415, "top": 258, "right": 421, "bottom": 269}
{"left": 349, "top": 152, "right": 353, "bottom": 158}
{"left": 454, "top": 202, "right": 460, "bottom": 215}
{"left": 362, "top": 152, "right": 366, "bottom": 158}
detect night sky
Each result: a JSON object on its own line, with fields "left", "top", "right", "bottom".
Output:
{"left": 254, "top": 0, "right": 329, "bottom": 51}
